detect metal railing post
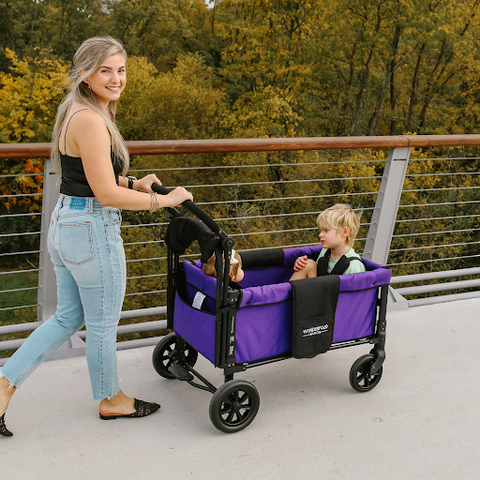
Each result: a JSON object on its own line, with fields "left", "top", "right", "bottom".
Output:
{"left": 363, "top": 147, "right": 410, "bottom": 265}
{"left": 37, "top": 158, "right": 86, "bottom": 354}
{"left": 37, "top": 158, "right": 59, "bottom": 323}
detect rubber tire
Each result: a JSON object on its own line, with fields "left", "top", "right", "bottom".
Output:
{"left": 152, "top": 333, "right": 198, "bottom": 379}
{"left": 349, "top": 354, "right": 383, "bottom": 392}
{"left": 209, "top": 380, "right": 260, "bottom": 433}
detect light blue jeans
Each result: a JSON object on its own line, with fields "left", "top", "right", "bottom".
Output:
{"left": 1, "top": 195, "right": 126, "bottom": 401}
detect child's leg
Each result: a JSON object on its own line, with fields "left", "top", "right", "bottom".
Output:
{"left": 290, "top": 259, "right": 317, "bottom": 281}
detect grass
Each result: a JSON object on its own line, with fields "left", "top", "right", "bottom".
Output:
{"left": 0, "top": 269, "right": 38, "bottom": 358}
{"left": 0, "top": 270, "right": 38, "bottom": 326}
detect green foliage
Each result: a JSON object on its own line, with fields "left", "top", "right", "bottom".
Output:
{"left": 0, "top": 48, "right": 69, "bottom": 143}
{"left": 103, "top": 0, "right": 210, "bottom": 71}
{"left": 3, "top": 0, "right": 480, "bottom": 139}
{"left": 1, "top": 0, "right": 479, "bottom": 321}
{"left": 0, "top": 271, "right": 37, "bottom": 325}
{"left": 0, "top": 0, "right": 106, "bottom": 66}
{"left": 118, "top": 53, "right": 226, "bottom": 141}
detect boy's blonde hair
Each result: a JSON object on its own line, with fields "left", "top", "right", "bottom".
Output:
{"left": 202, "top": 251, "right": 242, "bottom": 280}
{"left": 316, "top": 204, "right": 362, "bottom": 247}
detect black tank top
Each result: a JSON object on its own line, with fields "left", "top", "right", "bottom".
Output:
{"left": 59, "top": 109, "right": 124, "bottom": 197}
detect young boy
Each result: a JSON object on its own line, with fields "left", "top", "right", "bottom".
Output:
{"left": 290, "top": 203, "right": 365, "bottom": 280}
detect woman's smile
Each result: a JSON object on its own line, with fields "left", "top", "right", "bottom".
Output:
{"left": 84, "top": 54, "right": 126, "bottom": 108}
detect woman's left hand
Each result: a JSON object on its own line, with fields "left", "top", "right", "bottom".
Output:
{"left": 133, "top": 174, "right": 162, "bottom": 193}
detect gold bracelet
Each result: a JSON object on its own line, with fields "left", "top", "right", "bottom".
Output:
{"left": 152, "top": 192, "right": 159, "bottom": 212}
{"left": 149, "top": 192, "right": 155, "bottom": 213}
{"left": 149, "top": 192, "right": 159, "bottom": 213}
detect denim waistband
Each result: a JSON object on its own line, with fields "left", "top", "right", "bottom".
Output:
{"left": 58, "top": 194, "right": 109, "bottom": 214}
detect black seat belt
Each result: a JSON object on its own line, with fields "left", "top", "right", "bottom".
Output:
{"left": 316, "top": 249, "right": 362, "bottom": 276}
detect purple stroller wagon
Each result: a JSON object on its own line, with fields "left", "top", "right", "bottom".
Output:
{"left": 151, "top": 186, "right": 391, "bottom": 433}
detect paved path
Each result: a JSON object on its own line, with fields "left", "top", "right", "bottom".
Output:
{"left": 2, "top": 297, "right": 479, "bottom": 480}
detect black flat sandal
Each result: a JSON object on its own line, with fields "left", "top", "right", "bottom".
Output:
{"left": 0, "top": 413, "right": 13, "bottom": 437}
{"left": 99, "top": 398, "right": 161, "bottom": 420}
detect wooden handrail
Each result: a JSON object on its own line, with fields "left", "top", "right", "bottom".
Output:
{"left": 2, "top": 134, "right": 480, "bottom": 159}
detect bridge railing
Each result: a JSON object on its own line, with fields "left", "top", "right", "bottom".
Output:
{"left": 1, "top": 135, "right": 479, "bottom": 363}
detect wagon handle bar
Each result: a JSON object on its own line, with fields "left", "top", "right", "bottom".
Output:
{"left": 152, "top": 183, "right": 234, "bottom": 248}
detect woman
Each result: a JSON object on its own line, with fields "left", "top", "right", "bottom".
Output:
{"left": 0, "top": 36, "right": 193, "bottom": 437}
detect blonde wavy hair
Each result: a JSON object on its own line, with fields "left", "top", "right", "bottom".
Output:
{"left": 316, "top": 204, "right": 362, "bottom": 247}
{"left": 51, "top": 36, "right": 129, "bottom": 176}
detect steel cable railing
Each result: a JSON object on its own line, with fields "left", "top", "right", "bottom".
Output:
{"left": 1, "top": 137, "right": 480, "bottom": 360}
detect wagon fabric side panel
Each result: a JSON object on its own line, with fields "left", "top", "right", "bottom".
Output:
{"left": 174, "top": 261, "right": 217, "bottom": 364}
{"left": 174, "top": 294, "right": 216, "bottom": 364}
{"left": 334, "top": 265, "right": 391, "bottom": 343}
{"left": 235, "top": 283, "right": 293, "bottom": 363}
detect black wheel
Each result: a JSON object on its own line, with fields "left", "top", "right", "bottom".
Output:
{"left": 349, "top": 354, "right": 383, "bottom": 392}
{"left": 152, "top": 333, "right": 198, "bottom": 379}
{"left": 209, "top": 380, "right": 260, "bottom": 433}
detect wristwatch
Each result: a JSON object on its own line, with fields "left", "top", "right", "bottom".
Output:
{"left": 126, "top": 176, "right": 137, "bottom": 189}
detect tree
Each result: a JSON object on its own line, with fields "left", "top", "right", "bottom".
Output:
{"left": 0, "top": 48, "right": 68, "bottom": 269}
{"left": 118, "top": 53, "right": 226, "bottom": 142}
{"left": 0, "top": 0, "right": 107, "bottom": 65}
{"left": 104, "top": 0, "right": 210, "bottom": 72}
{"left": 0, "top": 48, "right": 69, "bottom": 143}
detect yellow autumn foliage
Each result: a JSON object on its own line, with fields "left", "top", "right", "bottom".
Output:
{"left": 0, "top": 49, "right": 69, "bottom": 143}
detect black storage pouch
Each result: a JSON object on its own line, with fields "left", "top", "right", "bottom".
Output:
{"left": 290, "top": 275, "right": 340, "bottom": 358}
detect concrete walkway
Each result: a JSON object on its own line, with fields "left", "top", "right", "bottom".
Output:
{"left": 2, "top": 297, "right": 480, "bottom": 480}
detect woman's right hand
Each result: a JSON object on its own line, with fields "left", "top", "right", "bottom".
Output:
{"left": 163, "top": 187, "right": 193, "bottom": 207}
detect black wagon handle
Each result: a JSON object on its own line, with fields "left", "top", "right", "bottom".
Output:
{"left": 151, "top": 183, "right": 228, "bottom": 243}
